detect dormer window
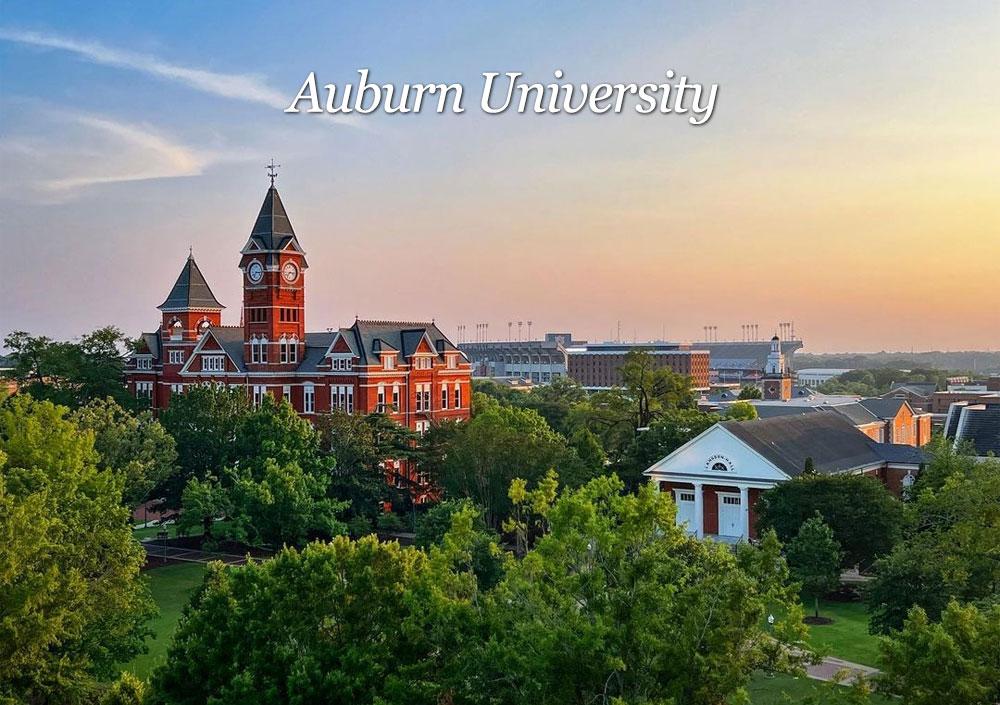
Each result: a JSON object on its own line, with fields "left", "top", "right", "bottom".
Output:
{"left": 447, "top": 354, "right": 457, "bottom": 369}
{"left": 202, "top": 355, "right": 225, "bottom": 372}
{"left": 383, "top": 354, "right": 395, "bottom": 370}
{"left": 136, "top": 356, "right": 152, "bottom": 371}
{"left": 414, "top": 356, "right": 432, "bottom": 370}
{"left": 198, "top": 319, "right": 211, "bottom": 334}
{"left": 170, "top": 320, "right": 182, "bottom": 341}
{"left": 330, "top": 355, "right": 353, "bottom": 371}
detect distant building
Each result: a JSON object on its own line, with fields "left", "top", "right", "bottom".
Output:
{"left": 881, "top": 382, "right": 938, "bottom": 411}
{"left": 944, "top": 400, "right": 1000, "bottom": 457}
{"left": 692, "top": 339, "right": 804, "bottom": 385}
{"left": 796, "top": 368, "right": 854, "bottom": 386}
{"left": 929, "top": 389, "right": 1000, "bottom": 414}
{"left": 761, "top": 336, "right": 794, "bottom": 401}
{"left": 459, "top": 339, "right": 569, "bottom": 382}
{"left": 565, "top": 342, "right": 711, "bottom": 390}
{"left": 0, "top": 355, "right": 16, "bottom": 396}
{"left": 644, "top": 412, "right": 925, "bottom": 541}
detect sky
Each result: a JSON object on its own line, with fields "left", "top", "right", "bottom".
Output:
{"left": 1, "top": 1, "right": 998, "bottom": 353}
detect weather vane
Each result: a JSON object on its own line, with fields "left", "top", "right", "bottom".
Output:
{"left": 266, "top": 158, "right": 280, "bottom": 186}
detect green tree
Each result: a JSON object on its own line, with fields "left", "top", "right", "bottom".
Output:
{"left": 619, "top": 348, "right": 697, "bottom": 428}
{"left": 427, "top": 401, "right": 586, "bottom": 528}
{"left": 315, "top": 410, "right": 418, "bottom": 518}
{"left": 726, "top": 400, "right": 759, "bottom": 421}
{"left": 756, "top": 474, "right": 905, "bottom": 570}
{"left": 463, "top": 476, "right": 811, "bottom": 705}
{"left": 72, "top": 397, "right": 177, "bottom": 507}
{"left": 615, "top": 408, "right": 720, "bottom": 488}
{"left": 786, "top": 513, "right": 842, "bottom": 620}
{"left": 2, "top": 327, "right": 136, "bottom": 409}
{"left": 0, "top": 395, "right": 154, "bottom": 703}
{"left": 415, "top": 498, "right": 503, "bottom": 590}
{"left": 866, "top": 456, "right": 1000, "bottom": 633}
{"left": 101, "top": 672, "right": 148, "bottom": 705}
{"left": 878, "top": 601, "right": 1000, "bottom": 705}
{"left": 568, "top": 426, "right": 607, "bottom": 474}
{"left": 150, "top": 529, "right": 480, "bottom": 705}
{"left": 158, "top": 385, "right": 250, "bottom": 507}
{"left": 738, "top": 385, "right": 763, "bottom": 400}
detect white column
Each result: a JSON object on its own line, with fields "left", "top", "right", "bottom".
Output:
{"left": 740, "top": 485, "right": 750, "bottom": 540}
{"left": 693, "top": 481, "right": 704, "bottom": 539}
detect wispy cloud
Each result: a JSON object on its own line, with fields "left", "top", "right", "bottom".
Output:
{"left": 0, "top": 27, "right": 289, "bottom": 107}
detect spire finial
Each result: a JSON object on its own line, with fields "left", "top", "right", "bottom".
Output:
{"left": 266, "top": 158, "right": 280, "bottom": 187}
{"left": 188, "top": 245, "right": 194, "bottom": 259}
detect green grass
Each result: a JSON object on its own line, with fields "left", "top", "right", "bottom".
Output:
{"left": 805, "top": 599, "right": 881, "bottom": 667}
{"left": 745, "top": 672, "right": 890, "bottom": 704}
{"left": 121, "top": 563, "right": 207, "bottom": 679}
{"left": 132, "top": 519, "right": 234, "bottom": 542}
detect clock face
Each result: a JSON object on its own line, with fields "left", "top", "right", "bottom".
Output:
{"left": 247, "top": 261, "right": 263, "bottom": 283}
{"left": 282, "top": 261, "right": 299, "bottom": 283}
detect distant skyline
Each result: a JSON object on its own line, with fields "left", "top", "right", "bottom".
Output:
{"left": 1, "top": 2, "right": 998, "bottom": 353}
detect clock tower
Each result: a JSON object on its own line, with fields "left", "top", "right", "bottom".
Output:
{"left": 762, "top": 334, "right": 793, "bottom": 401}
{"left": 239, "top": 170, "right": 308, "bottom": 372}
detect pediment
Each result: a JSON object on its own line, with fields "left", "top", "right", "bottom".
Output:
{"left": 644, "top": 425, "right": 791, "bottom": 483}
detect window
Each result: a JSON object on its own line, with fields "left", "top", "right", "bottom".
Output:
{"left": 331, "top": 356, "right": 353, "bottom": 371}
{"left": 415, "top": 420, "right": 429, "bottom": 436}
{"left": 249, "top": 308, "right": 268, "bottom": 323}
{"left": 415, "top": 383, "right": 430, "bottom": 412}
{"left": 250, "top": 336, "right": 268, "bottom": 364}
{"left": 331, "top": 384, "right": 354, "bottom": 413}
{"left": 392, "top": 384, "right": 400, "bottom": 411}
{"left": 202, "top": 355, "right": 225, "bottom": 372}
{"left": 447, "top": 355, "right": 457, "bottom": 369}
{"left": 441, "top": 385, "right": 449, "bottom": 409}
{"left": 678, "top": 492, "right": 695, "bottom": 502}
{"left": 721, "top": 496, "right": 741, "bottom": 506}
{"left": 170, "top": 383, "right": 184, "bottom": 395}
{"left": 711, "top": 462, "right": 729, "bottom": 472}
{"left": 454, "top": 383, "right": 462, "bottom": 409}
{"left": 414, "top": 356, "right": 432, "bottom": 370}
{"left": 170, "top": 321, "right": 182, "bottom": 341}
{"left": 377, "top": 385, "right": 386, "bottom": 412}
{"left": 135, "top": 381, "right": 153, "bottom": 400}
{"left": 252, "top": 385, "right": 266, "bottom": 407}
{"left": 279, "top": 308, "right": 300, "bottom": 323}
{"left": 169, "top": 350, "right": 185, "bottom": 365}
{"left": 303, "top": 384, "right": 315, "bottom": 414}
{"left": 283, "top": 385, "right": 291, "bottom": 403}
{"left": 383, "top": 354, "right": 395, "bottom": 370}
{"left": 136, "top": 356, "right": 152, "bottom": 370}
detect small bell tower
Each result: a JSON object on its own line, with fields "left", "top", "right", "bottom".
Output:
{"left": 762, "top": 334, "right": 793, "bottom": 400}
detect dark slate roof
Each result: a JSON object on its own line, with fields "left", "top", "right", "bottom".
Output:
{"left": 752, "top": 405, "right": 818, "bottom": 419}
{"left": 944, "top": 402, "right": 967, "bottom": 438}
{"left": 722, "top": 412, "right": 889, "bottom": 477}
{"left": 298, "top": 332, "right": 338, "bottom": 372}
{"left": 888, "top": 382, "right": 937, "bottom": 396}
{"left": 140, "top": 332, "right": 161, "bottom": 361}
{"left": 830, "top": 402, "right": 881, "bottom": 426}
{"left": 858, "top": 397, "right": 908, "bottom": 420}
{"left": 242, "top": 187, "right": 307, "bottom": 267}
{"left": 158, "top": 255, "right": 225, "bottom": 311}
{"left": 206, "top": 326, "right": 247, "bottom": 372}
{"left": 342, "top": 320, "right": 462, "bottom": 366}
{"left": 873, "top": 443, "right": 927, "bottom": 465}
{"left": 954, "top": 402, "right": 1000, "bottom": 456}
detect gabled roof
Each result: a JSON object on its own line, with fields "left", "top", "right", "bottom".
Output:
{"left": 953, "top": 402, "right": 1000, "bottom": 456}
{"left": 829, "top": 402, "right": 881, "bottom": 426}
{"left": 181, "top": 326, "right": 246, "bottom": 373}
{"left": 721, "top": 413, "right": 891, "bottom": 477}
{"left": 858, "top": 397, "right": 909, "bottom": 420}
{"left": 241, "top": 186, "right": 307, "bottom": 266}
{"left": 158, "top": 254, "right": 224, "bottom": 311}
{"left": 343, "top": 320, "right": 462, "bottom": 366}
{"left": 140, "top": 332, "right": 161, "bottom": 361}
{"left": 888, "top": 381, "right": 937, "bottom": 396}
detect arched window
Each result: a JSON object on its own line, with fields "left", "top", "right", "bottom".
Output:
{"left": 259, "top": 336, "right": 268, "bottom": 363}
{"left": 711, "top": 462, "right": 729, "bottom": 472}
{"left": 198, "top": 319, "right": 210, "bottom": 334}
{"left": 288, "top": 335, "right": 298, "bottom": 364}
{"left": 279, "top": 335, "right": 288, "bottom": 363}
{"left": 170, "top": 319, "right": 182, "bottom": 340}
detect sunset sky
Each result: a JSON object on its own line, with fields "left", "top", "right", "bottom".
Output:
{"left": 1, "top": 1, "right": 998, "bottom": 352}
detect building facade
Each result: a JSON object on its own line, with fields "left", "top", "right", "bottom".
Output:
{"left": 125, "top": 183, "right": 472, "bottom": 498}
{"left": 644, "top": 413, "right": 925, "bottom": 542}
{"left": 565, "top": 342, "right": 711, "bottom": 390}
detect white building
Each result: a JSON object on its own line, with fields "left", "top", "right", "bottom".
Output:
{"left": 795, "top": 368, "right": 854, "bottom": 386}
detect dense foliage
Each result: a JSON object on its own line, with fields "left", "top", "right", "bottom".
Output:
{"left": 2, "top": 327, "right": 137, "bottom": 409}
{"left": 866, "top": 451, "right": 1000, "bottom": 634}
{"left": 786, "top": 514, "right": 842, "bottom": 619}
{"left": 756, "top": 473, "right": 905, "bottom": 570}
{"left": 72, "top": 397, "right": 177, "bottom": 508}
{"left": 0, "top": 396, "right": 154, "bottom": 703}
{"left": 151, "top": 476, "right": 811, "bottom": 705}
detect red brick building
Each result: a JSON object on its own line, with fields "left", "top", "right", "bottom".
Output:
{"left": 566, "top": 343, "right": 711, "bottom": 390}
{"left": 125, "top": 183, "right": 472, "bottom": 497}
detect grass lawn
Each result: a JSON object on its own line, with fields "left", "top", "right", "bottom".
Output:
{"left": 805, "top": 599, "right": 881, "bottom": 667}
{"left": 745, "top": 672, "right": 890, "bottom": 704}
{"left": 121, "top": 563, "right": 207, "bottom": 679}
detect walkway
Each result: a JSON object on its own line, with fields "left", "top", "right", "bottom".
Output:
{"left": 806, "top": 656, "right": 880, "bottom": 684}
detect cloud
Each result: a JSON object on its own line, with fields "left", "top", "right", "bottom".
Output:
{"left": 0, "top": 27, "right": 289, "bottom": 107}
{"left": 0, "top": 27, "right": 363, "bottom": 129}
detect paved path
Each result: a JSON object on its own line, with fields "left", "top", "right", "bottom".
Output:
{"left": 806, "top": 656, "right": 880, "bottom": 684}
{"left": 141, "top": 541, "right": 262, "bottom": 566}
